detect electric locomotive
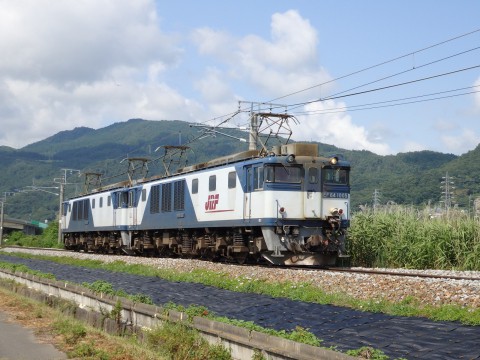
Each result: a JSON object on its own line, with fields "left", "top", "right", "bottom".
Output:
{"left": 61, "top": 142, "right": 350, "bottom": 266}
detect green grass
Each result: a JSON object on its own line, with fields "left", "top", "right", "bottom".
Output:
{"left": 1, "top": 251, "right": 479, "bottom": 326}
{"left": 348, "top": 207, "right": 480, "bottom": 270}
{"left": 0, "top": 260, "right": 56, "bottom": 279}
{"left": 82, "top": 279, "right": 154, "bottom": 305}
{"left": 162, "top": 302, "right": 323, "bottom": 347}
{"left": 145, "top": 321, "right": 232, "bottom": 360}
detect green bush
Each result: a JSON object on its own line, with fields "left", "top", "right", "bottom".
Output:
{"left": 4, "top": 221, "right": 62, "bottom": 249}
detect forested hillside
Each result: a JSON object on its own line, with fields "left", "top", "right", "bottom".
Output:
{"left": 1, "top": 118, "right": 478, "bottom": 222}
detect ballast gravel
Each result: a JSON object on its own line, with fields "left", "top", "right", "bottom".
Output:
{"left": 2, "top": 247, "right": 480, "bottom": 309}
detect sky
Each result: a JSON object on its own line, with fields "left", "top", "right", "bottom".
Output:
{"left": 1, "top": 0, "right": 479, "bottom": 156}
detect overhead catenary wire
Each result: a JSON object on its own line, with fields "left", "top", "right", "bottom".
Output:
{"left": 223, "top": 28, "right": 480, "bottom": 120}
{"left": 293, "top": 84, "right": 480, "bottom": 114}
{"left": 266, "top": 28, "right": 480, "bottom": 103}
{"left": 290, "top": 46, "right": 480, "bottom": 109}
{"left": 292, "top": 89, "right": 480, "bottom": 116}
{"left": 286, "top": 64, "right": 480, "bottom": 110}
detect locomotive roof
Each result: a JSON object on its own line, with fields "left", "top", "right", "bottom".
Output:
{"left": 69, "top": 142, "right": 348, "bottom": 200}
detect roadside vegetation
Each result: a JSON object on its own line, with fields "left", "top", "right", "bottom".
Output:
{"left": 348, "top": 207, "right": 480, "bottom": 270}
{"left": 2, "top": 220, "right": 62, "bottom": 249}
{"left": 0, "top": 280, "right": 234, "bottom": 360}
{"left": 0, "top": 253, "right": 460, "bottom": 360}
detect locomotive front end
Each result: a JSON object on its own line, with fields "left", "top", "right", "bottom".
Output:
{"left": 259, "top": 143, "right": 350, "bottom": 266}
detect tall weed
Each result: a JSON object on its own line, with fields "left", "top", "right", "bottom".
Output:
{"left": 348, "top": 207, "right": 480, "bottom": 270}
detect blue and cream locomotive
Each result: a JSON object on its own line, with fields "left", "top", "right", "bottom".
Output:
{"left": 61, "top": 142, "right": 350, "bottom": 266}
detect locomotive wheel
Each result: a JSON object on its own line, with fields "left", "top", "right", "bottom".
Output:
{"left": 234, "top": 253, "right": 248, "bottom": 265}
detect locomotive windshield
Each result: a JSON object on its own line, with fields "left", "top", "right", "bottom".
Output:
{"left": 264, "top": 165, "right": 303, "bottom": 183}
{"left": 323, "top": 167, "right": 349, "bottom": 185}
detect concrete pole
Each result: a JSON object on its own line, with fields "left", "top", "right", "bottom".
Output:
{"left": 57, "top": 181, "right": 64, "bottom": 245}
{"left": 248, "top": 113, "right": 258, "bottom": 151}
{"left": 0, "top": 201, "right": 4, "bottom": 246}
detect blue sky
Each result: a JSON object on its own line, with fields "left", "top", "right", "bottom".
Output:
{"left": 1, "top": 0, "right": 479, "bottom": 155}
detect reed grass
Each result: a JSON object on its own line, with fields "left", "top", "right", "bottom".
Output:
{"left": 348, "top": 206, "right": 480, "bottom": 270}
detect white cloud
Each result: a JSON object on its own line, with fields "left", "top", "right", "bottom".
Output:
{"left": 0, "top": 0, "right": 188, "bottom": 148}
{"left": 2, "top": 4, "right": 453, "bottom": 157}
{"left": 292, "top": 101, "right": 391, "bottom": 155}
{"left": 0, "top": 78, "right": 205, "bottom": 146}
{"left": 192, "top": 10, "right": 332, "bottom": 100}
{"left": 0, "top": 0, "right": 180, "bottom": 83}
{"left": 191, "top": 28, "right": 234, "bottom": 61}
{"left": 189, "top": 10, "right": 396, "bottom": 155}
{"left": 441, "top": 129, "right": 480, "bottom": 154}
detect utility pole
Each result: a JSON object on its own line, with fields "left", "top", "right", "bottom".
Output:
{"left": 248, "top": 113, "right": 259, "bottom": 151}
{"left": 0, "top": 199, "right": 4, "bottom": 247}
{"left": 0, "top": 192, "right": 16, "bottom": 246}
{"left": 54, "top": 169, "right": 81, "bottom": 245}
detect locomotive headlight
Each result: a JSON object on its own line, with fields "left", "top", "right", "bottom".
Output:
{"left": 279, "top": 207, "right": 286, "bottom": 214}
{"left": 329, "top": 156, "right": 338, "bottom": 165}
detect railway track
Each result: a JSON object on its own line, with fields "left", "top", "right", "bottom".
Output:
{"left": 4, "top": 245, "right": 480, "bottom": 283}
{"left": 324, "top": 267, "right": 480, "bottom": 282}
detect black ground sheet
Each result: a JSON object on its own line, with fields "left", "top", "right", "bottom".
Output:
{"left": 0, "top": 255, "right": 478, "bottom": 359}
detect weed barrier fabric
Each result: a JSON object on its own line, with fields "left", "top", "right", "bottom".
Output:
{"left": 0, "top": 255, "right": 478, "bottom": 359}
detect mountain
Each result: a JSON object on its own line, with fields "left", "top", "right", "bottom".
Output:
{"left": 0, "top": 118, "right": 477, "bottom": 221}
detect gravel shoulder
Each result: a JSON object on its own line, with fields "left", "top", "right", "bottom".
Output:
{"left": 2, "top": 247, "right": 480, "bottom": 309}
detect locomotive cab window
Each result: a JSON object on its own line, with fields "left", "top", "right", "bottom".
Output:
{"left": 265, "top": 165, "right": 303, "bottom": 183}
{"left": 192, "top": 178, "right": 198, "bottom": 194}
{"left": 253, "top": 166, "right": 264, "bottom": 190}
{"left": 209, "top": 175, "right": 216, "bottom": 191}
{"left": 228, "top": 172, "right": 236, "bottom": 189}
{"left": 120, "top": 192, "right": 129, "bottom": 208}
{"left": 308, "top": 167, "right": 318, "bottom": 184}
{"left": 323, "top": 168, "right": 349, "bottom": 185}
{"left": 62, "top": 203, "right": 69, "bottom": 216}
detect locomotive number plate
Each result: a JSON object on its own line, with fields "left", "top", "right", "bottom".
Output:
{"left": 323, "top": 192, "right": 349, "bottom": 199}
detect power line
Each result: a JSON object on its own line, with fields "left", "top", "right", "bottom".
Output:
{"left": 292, "top": 89, "right": 480, "bottom": 116}
{"left": 266, "top": 28, "right": 480, "bottom": 103}
{"left": 194, "top": 28, "right": 480, "bottom": 128}
{"left": 237, "top": 35, "right": 480, "bottom": 118}
{"left": 288, "top": 64, "right": 480, "bottom": 108}
{"left": 299, "top": 46, "right": 480, "bottom": 107}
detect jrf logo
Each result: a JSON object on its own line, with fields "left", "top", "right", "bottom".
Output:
{"left": 205, "top": 194, "right": 219, "bottom": 211}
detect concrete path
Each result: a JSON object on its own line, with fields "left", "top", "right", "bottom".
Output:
{"left": 0, "top": 311, "right": 67, "bottom": 360}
